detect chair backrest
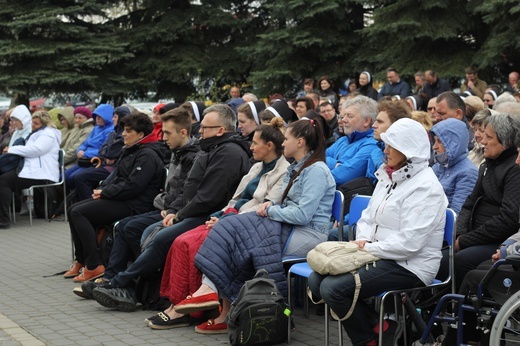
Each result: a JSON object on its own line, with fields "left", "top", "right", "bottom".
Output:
{"left": 346, "top": 195, "right": 371, "bottom": 240}
{"left": 58, "top": 149, "right": 65, "bottom": 183}
{"left": 444, "top": 208, "right": 456, "bottom": 293}
{"left": 348, "top": 195, "right": 371, "bottom": 227}
{"left": 331, "top": 190, "right": 344, "bottom": 225}
{"left": 444, "top": 208, "right": 456, "bottom": 246}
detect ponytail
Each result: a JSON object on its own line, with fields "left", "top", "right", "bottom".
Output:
{"left": 280, "top": 118, "right": 325, "bottom": 201}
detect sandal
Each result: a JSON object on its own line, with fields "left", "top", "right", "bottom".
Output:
{"left": 147, "top": 312, "right": 191, "bottom": 330}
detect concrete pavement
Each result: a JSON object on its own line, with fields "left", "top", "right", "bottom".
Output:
{"left": 0, "top": 215, "right": 347, "bottom": 346}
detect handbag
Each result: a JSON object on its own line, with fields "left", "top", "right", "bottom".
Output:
{"left": 307, "top": 241, "right": 379, "bottom": 320}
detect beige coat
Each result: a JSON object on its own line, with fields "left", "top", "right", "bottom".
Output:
{"left": 63, "top": 118, "right": 94, "bottom": 166}
{"left": 226, "top": 156, "right": 290, "bottom": 213}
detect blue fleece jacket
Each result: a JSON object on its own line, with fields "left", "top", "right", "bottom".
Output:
{"left": 325, "top": 128, "right": 379, "bottom": 186}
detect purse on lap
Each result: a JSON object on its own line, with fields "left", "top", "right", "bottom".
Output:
{"left": 307, "top": 241, "right": 379, "bottom": 320}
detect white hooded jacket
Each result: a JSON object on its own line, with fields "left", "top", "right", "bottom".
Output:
{"left": 356, "top": 118, "right": 448, "bottom": 285}
{"left": 8, "top": 126, "right": 61, "bottom": 182}
{"left": 8, "top": 105, "right": 32, "bottom": 146}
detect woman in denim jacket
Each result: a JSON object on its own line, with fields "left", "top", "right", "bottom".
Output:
{"left": 167, "top": 118, "right": 335, "bottom": 334}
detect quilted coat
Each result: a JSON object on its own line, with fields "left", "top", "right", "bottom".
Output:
{"left": 195, "top": 212, "right": 292, "bottom": 301}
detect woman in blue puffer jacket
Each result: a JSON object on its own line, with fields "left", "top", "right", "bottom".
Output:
{"left": 431, "top": 118, "right": 478, "bottom": 214}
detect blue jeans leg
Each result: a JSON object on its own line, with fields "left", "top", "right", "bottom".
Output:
{"left": 65, "top": 165, "right": 85, "bottom": 189}
{"left": 105, "top": 211, "right": 163, "bottom": 279}
{"left": 308, "top": 260, "right": 422, "bottom": 346}
{"left": 110, "top": 216, "right": 207, "bottom": 288}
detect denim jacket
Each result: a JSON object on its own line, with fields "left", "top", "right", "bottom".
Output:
{"left": 267, "top": 154, "right": 335, "bottom": 231}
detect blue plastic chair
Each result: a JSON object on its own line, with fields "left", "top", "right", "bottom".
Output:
{"left": 287, "top": 191, "right": 370, "bottom": 344}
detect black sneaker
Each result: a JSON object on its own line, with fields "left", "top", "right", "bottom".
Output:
{"left": 92, "top": 286, "right": 137, "bottom": 312}
{"left": 73, "top": 278, "right": 111, "bottom": 299}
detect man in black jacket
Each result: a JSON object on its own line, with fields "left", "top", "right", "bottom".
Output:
{"left": 91, "top": 104, "right": 251, "bottom": 312}
{"left": 422, "top": 70, "right": 451, "bottom": 102}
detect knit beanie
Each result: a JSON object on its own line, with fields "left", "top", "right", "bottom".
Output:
{"left": 74, "top": 106, "right": 93, "bottom": 119}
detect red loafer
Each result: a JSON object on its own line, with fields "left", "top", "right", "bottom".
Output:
{"left": 195, "top": 319, "right": 228, "bottom": 334}
{"left": 174, "top": 293, "right": 220, "bottom": 314}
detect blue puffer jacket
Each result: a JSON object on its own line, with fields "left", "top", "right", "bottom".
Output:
{"left": 431, "top": 119, "right": 478, "bottom": 214}
{"left": 195, "top": 212, "right": 292, "bottom": 301}
{"left": 326, "top": 128, "right": 379, "bottom": 186}
{"left": 77, "top": 104, "right": 114, "bottom": 158}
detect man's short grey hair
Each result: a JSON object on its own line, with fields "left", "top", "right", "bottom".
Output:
{"left": 493, "top": 92, "right": 517, "bottom": 113}
{"left": 494, "top": 102, "right": 520, "bottom": 116}
{"left": 487, "top": 112, "right": 520, "bottom": 149}
{"left": 342, "top": 95, "right": 378, "bottom": 122}
{"left": 203, "top": 104, "right": 237, "bottom": 131}
{"left": 472, "top": 109, "right": 491, "bottom": 127}
{"left": 242, "top": 93, "right": 258, "bottom": 101}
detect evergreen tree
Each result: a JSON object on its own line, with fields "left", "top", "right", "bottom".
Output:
{"left": 472, "top": 0, "right": 520, "bottom": 81}
{"left": 243, "top": 0, "right": 365, "bottom": 97}
{"left": 0, "top": 0, "right": 133, "bottom": 98}
{"left": 355, "top": 0, "right": 475, "bottom": 80}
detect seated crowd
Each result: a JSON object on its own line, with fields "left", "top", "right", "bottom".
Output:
{"left": 2, "top": 66, "right": 520, "bottom": 346}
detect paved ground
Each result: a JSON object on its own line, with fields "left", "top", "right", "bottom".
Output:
{"left": 0, "top": 215, "right": 348, "bottom": 346}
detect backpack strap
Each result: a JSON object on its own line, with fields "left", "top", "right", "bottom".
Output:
{"left": 330, "top": 271, "right": 362, "bottom": 321}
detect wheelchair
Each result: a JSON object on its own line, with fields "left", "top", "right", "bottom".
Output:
{"left": 412, "top": 254, "right": 520, "bottom": 346}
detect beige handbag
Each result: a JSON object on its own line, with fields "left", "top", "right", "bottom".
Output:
{"left": 307, "top": 241, "right": 379, "bottom": 320}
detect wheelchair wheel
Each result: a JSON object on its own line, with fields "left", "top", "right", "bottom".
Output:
{"left": 490, "top": 290, "right": 520, "bottom": 345}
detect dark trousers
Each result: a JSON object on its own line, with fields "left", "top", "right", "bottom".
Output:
{"left": 65, "top": 164, "right": 86, "bottom": 190}
{"left": 68, "top": 198, "right": 133, "bottom": 268}
{"left": 110, "top": 216, "right": 207, "bottom": 288}
{"left": 0, "top": 169, "right": 49, "bottom": 225}
{"left": 437, "top": 243, "right": 500, "bottom": 292}
{"left": 308, "top": 260, "right": 422, "bottom": 346}
{"left": 72, "top": 166, "right": 112, "bottom": 201}
{"left": 104, "top": 210, "right": 163, "bottom": 280}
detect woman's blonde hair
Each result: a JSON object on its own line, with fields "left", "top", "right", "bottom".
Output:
{"left": 411, "top": 111, "right": 433, "bottom": 131}
{"left": 32, "top": 110, "right": 56, "bottom": 128}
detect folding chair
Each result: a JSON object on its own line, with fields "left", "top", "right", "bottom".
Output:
{"left": 375, "top": 208, "right": 456, "bottom": 346}
{"left": 286, "top": 190, "right": 348, "bottom": 344}
{"left": 12, "top": 149, "right": 67, "bottom": 226}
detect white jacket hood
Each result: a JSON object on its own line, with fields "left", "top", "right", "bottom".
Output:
{"left": 11, "top": 105, "right": 32, "bottom": 130}
{"left": 381, "top": 118, "right": 430, "bottom": 162}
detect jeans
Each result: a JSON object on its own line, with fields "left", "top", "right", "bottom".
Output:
{"left": 65, "top": 164, "right": 87, "bottom": 190}
{"left": 71, "top": 166, "right": 112, "bottom": 201}
{"left": 308, "top": 260, "right": 422, "bottom": 346}
{"left": 437, "top": 243, "right": 500, "bottom": 292}
{"left": 104, "top": 210, "right": 163, "bottom": 279}
{"left": 110, "top": 216, "right": 207, "bottom": 288}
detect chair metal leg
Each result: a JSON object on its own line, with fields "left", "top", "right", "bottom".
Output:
{"left": 28, "top": 189, "right": 33, "bottom": 226}
{"left": 287, "top": 270, "right": 293, "bottom": 344}
{"left": 11, "top": 192, "right": 16, "bottom": 223}
{"left": 324, "top": 304, "right": 329, "bottom": 346}
{"left": 338, "top": 318, "right": 343, "bottom": 346}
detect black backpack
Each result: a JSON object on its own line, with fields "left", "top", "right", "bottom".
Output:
{"left": 228, "top": 269, "right": 289, "bottom": 346}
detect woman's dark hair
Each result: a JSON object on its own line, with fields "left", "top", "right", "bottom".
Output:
{"left": 119, "top": 111, "right": 154, "bottom": 136}
{"left": 303, "top": 110, "right": 332, "bottom": 144}
{"left": 254, "top": 117, "right": 286, "bottom": 156}
{"left": 318, "top": 75, "right": 334, "bottom": 90}
{"left": 281, "top": 118, "right": 326, "bottom": 201}
{"left": 295, "top": 97, "right": 315, "bottom": 112}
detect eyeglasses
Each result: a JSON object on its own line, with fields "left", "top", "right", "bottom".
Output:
{"left": 199, "top": 125, "right": 222, "bottom": 131}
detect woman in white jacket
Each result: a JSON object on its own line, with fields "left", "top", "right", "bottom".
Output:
{"left": 0, "top": 111, "right": 61, "bottom": 228}
{"left": 309, "top": 118, "right": 448, "bottom": 346}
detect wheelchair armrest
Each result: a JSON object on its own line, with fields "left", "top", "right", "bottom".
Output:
{"left": 505, "top": 254, "right": 520, "bottom": 267}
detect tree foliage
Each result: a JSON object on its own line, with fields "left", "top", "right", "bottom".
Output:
{"left": 0, "top": 0, "right": 517, "bottom": 100}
